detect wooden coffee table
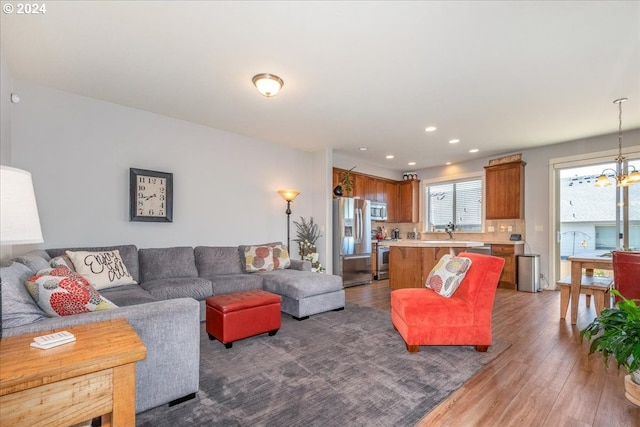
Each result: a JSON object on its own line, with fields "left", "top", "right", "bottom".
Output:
{"left": 0, "top": 318, "right": 146, "bottom": 427}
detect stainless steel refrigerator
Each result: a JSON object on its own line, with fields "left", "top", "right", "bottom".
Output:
{"left": 333, "top": 197, "right": 372, "bottom": 287}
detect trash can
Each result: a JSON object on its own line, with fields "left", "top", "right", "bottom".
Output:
{"left": 517, "top": 254, "right": 540, "bottom": 292}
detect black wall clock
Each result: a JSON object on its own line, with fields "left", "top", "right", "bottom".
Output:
{"left": 130, "top": 168, "right": 173, "bottom": 222}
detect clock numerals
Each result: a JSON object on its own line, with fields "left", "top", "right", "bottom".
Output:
{"left": 130, "top": 168, "right": 173, "bottom": 222}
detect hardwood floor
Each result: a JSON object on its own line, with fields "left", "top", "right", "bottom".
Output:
{"left": 345, "top": 280, "right": 640, "bottom": 426}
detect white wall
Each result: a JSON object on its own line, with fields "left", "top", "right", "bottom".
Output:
{"left": 0, "top": 53, "right": 11, "bottom": 165}
{"left": 9, "top": 80, "right": 320, "bottom": 254}
{"left": 1, "top": 53, "right": 14, "bottom": 260}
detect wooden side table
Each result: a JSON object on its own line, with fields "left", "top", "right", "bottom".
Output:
{"left": 0, "top": 318, "right": 146, "bottom": 427}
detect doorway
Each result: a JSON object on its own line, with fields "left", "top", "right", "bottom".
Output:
{"left": 553, "top": 157, "right": 640, "bottom": 282}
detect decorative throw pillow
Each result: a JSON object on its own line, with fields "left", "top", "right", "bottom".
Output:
{"left": 65, "top": 250, "right": 137, "bottom": 290}
{"left": 50, "top": 255, "right": 75, "bottom": 270}
{"left": 25, "top": 266, "right": 118, "bottom": 317}
{"left": 242, "top": 245, "right": 275, "bottom": 273}
{"left": 426, "top": 254, "right": 472, "bottom": 298}
{"left": 271, "top": 243, "right": 291, "bottom": 269}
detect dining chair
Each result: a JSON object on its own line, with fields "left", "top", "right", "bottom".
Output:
{"left": 612, "top": 251, "right": 640, "bottom": 303}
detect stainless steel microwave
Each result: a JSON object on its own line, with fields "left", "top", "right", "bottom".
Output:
{"left": 370, "top": 201, "right": 387, "bottom": 221}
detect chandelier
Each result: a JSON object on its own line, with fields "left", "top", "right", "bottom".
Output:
{"left": 595, "top": 98, "right": 640, "bottom": 187}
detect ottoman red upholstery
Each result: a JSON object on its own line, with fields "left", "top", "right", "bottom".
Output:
{"left": 206, "top": 290, "right": 281, "bottom": 348}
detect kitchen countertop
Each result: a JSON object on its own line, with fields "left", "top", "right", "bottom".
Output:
{"left": 382, "top": 240, "right": 485, "bottom": 248}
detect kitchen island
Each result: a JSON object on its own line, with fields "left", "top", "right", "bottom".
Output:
{"left": 386, "top": 240, "right": 485, "bottom": 290}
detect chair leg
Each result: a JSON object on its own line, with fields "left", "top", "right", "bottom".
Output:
{"left": 560, "top": 286, "right": 570, "bottom": 319}
{"left": 594, "top": 291, "right": 605, "bottom": 316}
{"left": 474, "top": 345, "right": 489, "bottom": 352}
{"left": 585, "top": 294, "right": 591, "bottom": 308}
{"left": 406, "top": 344, "right": 419, "bottom": 353}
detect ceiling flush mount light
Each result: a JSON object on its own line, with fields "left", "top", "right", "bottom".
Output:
{"left": 469, "top": 148, "right": 479, "bottom": 153}
{"left": 595, "top": 98, "right": 640, "bottom": 187}
{"left": 386, "top": 155, "right": 394, "bottom": 159}
{"left": 425, "top": 126, "right": 437, "bottom": 132}
{"left": 408, "top": 162, "right": 416, "bottom": 166}
{"left": 449, "top": 139, "right": 460, "bottom": 144}
{"left": 359, "top": 147, "right": 368, "bottom": 151}
{"left": 252, "top": 73, "right": 284, "bottom": 97}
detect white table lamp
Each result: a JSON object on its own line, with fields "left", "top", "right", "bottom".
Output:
{"left": 1, "top": 166, "right": 44, "bottom": 245}
{"left": 1, "top": 165, "right": 44, "bottom": 338}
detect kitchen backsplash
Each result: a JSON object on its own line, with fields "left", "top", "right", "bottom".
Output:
{"left": 372, "top": 219, "right": 526, "bottom": 242}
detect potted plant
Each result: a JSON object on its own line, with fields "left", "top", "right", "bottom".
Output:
{"left": 337, "top": 166, "right": 356, "bottom": 196}
{"left": 293, "top": 216, "right": 322, "bottom": 259}
{"left": 580, "top": 289, "right": 640, "bottom": 406}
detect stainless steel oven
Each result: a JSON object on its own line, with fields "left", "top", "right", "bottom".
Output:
{"left": 375, "top": 244, "right": 390, "bottom": 280}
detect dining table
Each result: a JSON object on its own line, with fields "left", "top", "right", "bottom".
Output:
{"left": 567, "top": 253, "right": 613, "bottom": 324}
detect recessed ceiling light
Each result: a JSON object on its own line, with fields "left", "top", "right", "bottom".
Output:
{"left": 359, "top": 147, "right": 368, "bottom": 151}
{"left": 469, "top": 148, "right": 479, "bottom": 153}
{"left": 445, "top": 162, "right": 452, "bottom": 165}
{"left": 449, "top": 139, "right": 460, "bottom": 144}
{"left": 425, "top": 126, "right": 437, "bottom": 132}
{"left": 386, "top": 155, "right": 394, "bottom": 159}
{"left": 408, "top": 162, "right": 416, "bottom": 166}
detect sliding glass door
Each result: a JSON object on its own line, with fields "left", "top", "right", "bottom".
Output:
{"left": 555, "top": 157, "right": 639, "bottom": 280}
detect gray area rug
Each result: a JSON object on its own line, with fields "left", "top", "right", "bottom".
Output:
{"left": 136, "top": 304, "right": 509, "bottom": 427}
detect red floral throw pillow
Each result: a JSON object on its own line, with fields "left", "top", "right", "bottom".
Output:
{"left": 25, "top": 266, "right": 118, "bottom": 317}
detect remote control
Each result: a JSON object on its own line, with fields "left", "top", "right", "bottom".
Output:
{"left": 33, "top": 331, "right": 75, "bottom": 345}
{"left": 30, "top": 336, "right": 76, "bottom": 350}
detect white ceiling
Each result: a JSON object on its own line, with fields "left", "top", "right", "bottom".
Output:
{"left": 2, "top": 1, "right": 639, "bottom": 171}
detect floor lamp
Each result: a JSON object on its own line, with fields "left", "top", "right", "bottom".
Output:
{"left": 0, "top": 166, "right": 44, "bottom": 338}
{"left": 277, "top": 189, "right": 300, "bottom": 253}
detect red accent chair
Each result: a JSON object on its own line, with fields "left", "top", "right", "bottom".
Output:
{"left": 612, "top": 251, "right": 640, "bottom": 303}
{"left": 391, "top": 252, "right": 505, "bottom": 353}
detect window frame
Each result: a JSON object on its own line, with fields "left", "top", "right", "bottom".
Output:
{"left": 422, "top": 171, "right": 485, "bottom": 233}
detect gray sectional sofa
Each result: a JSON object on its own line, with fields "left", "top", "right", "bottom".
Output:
{"left": 0, "top": 243, "right": 345, "bottom": 414}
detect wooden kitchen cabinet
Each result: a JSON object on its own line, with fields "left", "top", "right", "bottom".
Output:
{"left": 333, "top": 168, "right": 402, "bottom": 221}
{"left": 353, "top": 174, "right": 366, "bottom": 199}
{"left": 375, "top": 180, "right": 386, "bottom": 203}
{"left": 485, "top": 160, "right": 526, "bottom": 219}
{"left": 491, "top": 243, "right": 524, "bottom": 289}
{"left": 398, "top": 180, "right": 420, "bottom": 223}
{"left": 386, "top": 182, "right": 398, "bottom": 222}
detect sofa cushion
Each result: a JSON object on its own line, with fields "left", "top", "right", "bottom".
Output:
{"left": 426, "top": 254, "right": 472, "bottom": 298}
{"left": 141, "top": 277, "right": 213, "bottom": 301}
{"left": 240, "top": 245, "right": 275, "bottom": 272}
{"left": 25, "top": 266, "right": 118, "bottom": 317}
{"left": 194, "top": 246, "right": 243, "bottom": 276}
{"left": 1, "top": 261, "right": 47, "bottom": 329}
{"left": 100, "top": 284, "right": 158, "bottom": 307}
{"left": 66, "top": 249, "right": 137, "bottom": 290}
{"left": 259, "top": 270, "right": 343, "bottom": 299}
{"left": 50, "top": 255, "right": 75, "bottom": 270}
{"left": 46, "top": 245, "right": 140, "bottom": 283}
{"left": 139, "top": 247, "right": 198, "bottom": 283}
{"left": 209, "top": 274, "right": 264, "bottom": 295}
{"left": 14, "top": 250, "right": 51, "bottom": 272}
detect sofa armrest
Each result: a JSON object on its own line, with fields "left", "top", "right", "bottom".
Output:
{"left": 289, "top": 259, "right": 312, "bottom": 271}
{"left": 3, "top": 298, "right": 200, "bottom": 413}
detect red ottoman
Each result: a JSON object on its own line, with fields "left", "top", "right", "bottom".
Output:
{"left": 206, "top": 290, "right": 281, "bottom": 348}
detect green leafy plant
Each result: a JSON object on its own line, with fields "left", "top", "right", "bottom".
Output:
{"left": 293, "top": 216, "right": 322, "bottom": 257}
{"left": 580, "top": 290, "right": 640, "bottom": 377}
{"left": 339, "top": 166, "right": 356, "bottom": 195}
